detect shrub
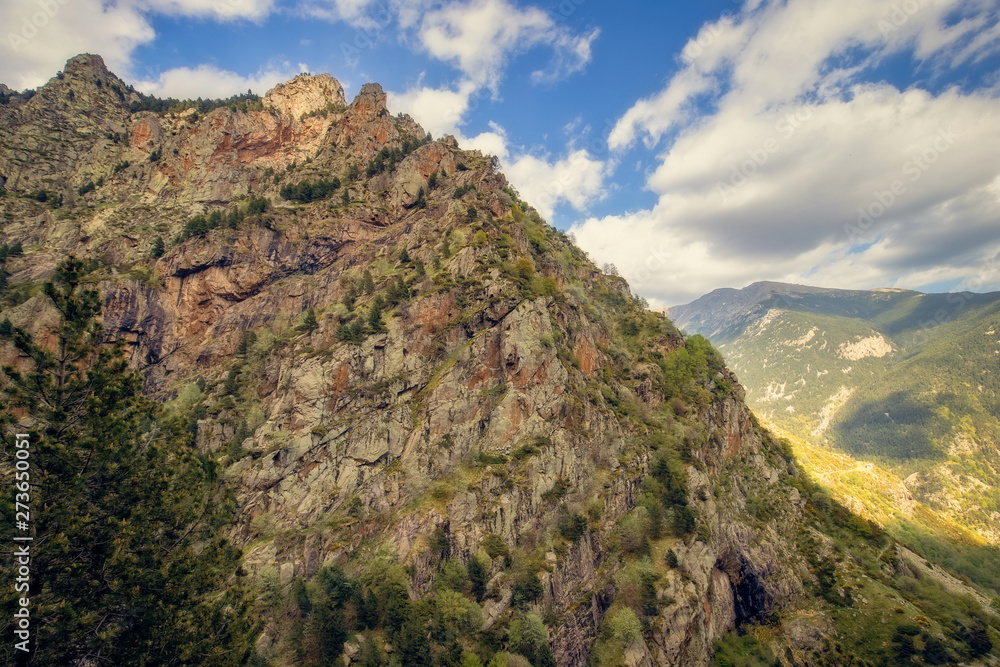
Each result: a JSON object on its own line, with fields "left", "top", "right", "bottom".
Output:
{"left": 511, "top": 443, "right": 540, "bottom": 460}
{"left": 511, "top": 571, "right": 542, "bottom": 609}
{"left": 558, "top": 512, "right": 588, "bottom": 542}
{"left": 481, "top": 534, "right": 509, "bottom": 561}
{"left": 606, "top": 607, "right": 642, "bottom": 643}
{"left": 336, "top": 319, "right": 365, "bottom": 344}
{"left": 237, "top": 330, "right": 257, "bottom": 356}
{"left": 431, "top": 526, "right": 450, "bottom": 554}
{"left": 515, "top": 258, "right": 534, "bottom": 281}
{"left": 542, "top": 478, "right": 571, "bottom": 502}
{"left": 509, "top": 614, "right": 552, "bottom": 665}
{"left": 477, "top": 451, "right": 507, "bottom": 465}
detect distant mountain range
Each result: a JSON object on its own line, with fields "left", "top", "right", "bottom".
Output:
{"left": 670, "top": 281, "right": 1000, "bottom": 547}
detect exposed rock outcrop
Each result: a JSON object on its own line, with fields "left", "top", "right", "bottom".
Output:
{"left": 0, "top": 55, "right": 924, "bottom": 667}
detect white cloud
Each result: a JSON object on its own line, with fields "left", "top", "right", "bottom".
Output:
{"left": 389, "top": 81, "right": 478, "bottom": 138}
{"left": 504, "top": 149, "right": 606, "bottom": 222}
{"left": 580, "top": 0, "right": 1000, "bottom": 306}
{"left": 608, "top": 70, "right": 713, "bottom": 151}
{"left": 0, "top": 0, "right": 154, "bottom": 90}
{"left": 418, "top": 0, "right": 596, "bottom": 90}
{"left": 142, "top": 0, "right": 274, "bottom": 21}
{"left": 463, "top": 123, "right": 509, "bottom": 160}
{"left": 390, "top": 78, "right": 606, "bottom": 225}
{"left": 530, "top": 28, "right": 600, "bottom": 84}
{"left": 299, "top": 0, "right": 394, "bottom": 30}
{"left": 133, "top": 62, "right": 305, "bottom": 99}
{"left": 0, "top": 0, "right": 276, "bottom": 91}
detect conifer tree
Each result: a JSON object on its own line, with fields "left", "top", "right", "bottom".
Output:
{"left": 0, "top": 258, "right": 254, "bottom": 666}
{"left": 301, "top": 307, "right": 319, "bottom": 333}
{"left": 151, "top": 236, "right": 165, "bottom": 259}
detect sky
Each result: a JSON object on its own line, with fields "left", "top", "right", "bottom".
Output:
{"left": 1, "top": 0, "right": 999, "bottom": 307}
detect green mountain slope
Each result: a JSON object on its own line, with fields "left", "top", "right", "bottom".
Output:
{"left": 671, "top": 282, "right": 1000, "bottom": 549}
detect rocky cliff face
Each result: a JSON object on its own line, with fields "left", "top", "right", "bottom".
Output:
{"left": 4, "top": 56, "right": 994, "bottom": 667}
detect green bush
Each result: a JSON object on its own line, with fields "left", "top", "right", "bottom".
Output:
{"left": 542, "top": 478, "right": 571, "bottom": 502}
{"left": 481, "top": 534, "right": 509, "bottom": 561}
{"left": 511, "top": 571, "right": 542, "bottom": 609}
{"left": 558, "top": 512, "right": 588, "bottom": 542}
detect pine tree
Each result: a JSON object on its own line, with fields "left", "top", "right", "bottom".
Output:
{"left": 368, "top": 296, "right": 386, "bottom": 334}
{"left": 151, "top": 236, "right": 165, "bottom": 259}
{"left": 301, "top": 308, "right": 319, "bottom": 332}
{"left": 0, "top": 258, "right": 254, "bottom": 666}
{"left": 468, "top": 555, "right": 487, "bottom": 601}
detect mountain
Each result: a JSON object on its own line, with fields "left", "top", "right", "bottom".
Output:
{"left": 1, "top": 56, "right": 998, "bottom": 666}
{"left": 671, "top": 281, "right": 1000, "bottom": 575}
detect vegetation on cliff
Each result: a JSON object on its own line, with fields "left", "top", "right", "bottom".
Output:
{"left": 0, "top": 57, "right": 997, "bottom": 666}
{"left": 0, "top": 259, "right": 255, "bottom": 665}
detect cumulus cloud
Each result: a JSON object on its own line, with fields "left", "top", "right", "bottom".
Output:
{"left": 578, "top": 0, "right": 1000, "bottom": 306}
{"left": 418, "top": 0, "right": 597, "bottom": 90}
{"left": 0, "top": 0, "right": 276, "bottom": 91}
{"left": 1, "top": 0, "right": 153, "bottom": 89}
{"left": 299, "top": 0, "right": 399, "bottom": 30}
{"left": 386, "top": 0, "right": 604, "bottom": 224}
{"left": 133, "top": 62, "right": 306, "bottom": 99}
{"left": 142, "top": 0, "right": 274, "bottom": 21}
{"left": 505, "top": 150, "right": 606, "bottom": 221}
{"left": 389, "top": 80, "right": 479, "bottom": 138}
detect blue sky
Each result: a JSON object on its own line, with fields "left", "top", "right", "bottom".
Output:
{"left": 2, "top": 0, "right": 999, "bottom": 305}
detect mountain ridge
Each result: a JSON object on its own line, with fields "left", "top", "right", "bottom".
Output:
{"left": 1, "top": 55, "right": 998, "bottom": 667}
{"left": 667, "top": 280, "right": 930, "bottom": 343}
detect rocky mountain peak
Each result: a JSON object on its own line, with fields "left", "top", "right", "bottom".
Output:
{"left": 349, "top": 81, "right": 388, "bottom": 117}
{"left": 63, "top": 53, "right": 110, "bottom": 75}
{"left": 263, "top": 72, "right": 346, "bottom": 119}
